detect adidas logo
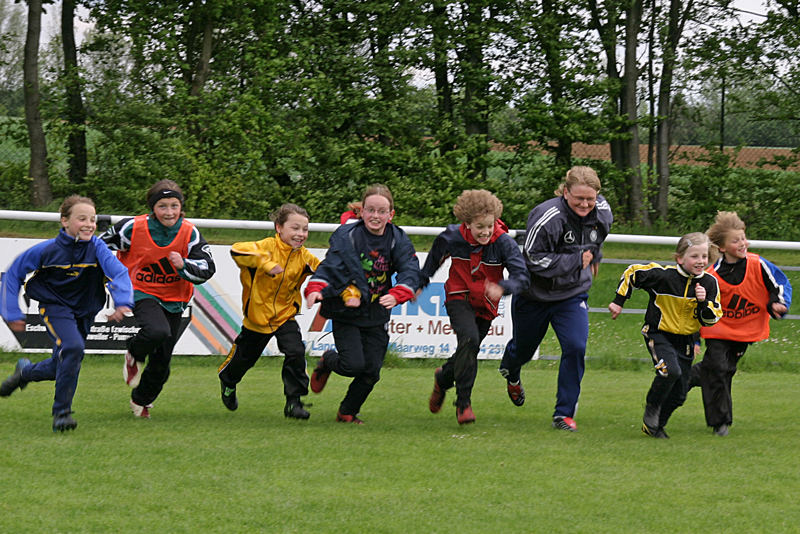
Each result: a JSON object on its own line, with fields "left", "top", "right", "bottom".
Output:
{"left": 723, "top": 294, "right": 760, "bottom": 319}
{"left": 135, "top": 258, "right": 182, "bottom": 284}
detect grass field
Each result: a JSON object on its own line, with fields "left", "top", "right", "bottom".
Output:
{"left": 1, "top": 355, "right": 799, "bottom": 533}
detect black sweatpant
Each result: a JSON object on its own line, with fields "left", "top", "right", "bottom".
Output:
{"left": 436, "top": 300, "right": 492, "bottom": 408}
{"left": 325, "top": 320, "right": 389, "bottom": 417}
{"left": 218, "top": 321, "right": 309, "bottom": 399}
{"left": 128, "top": 298, "right": 184, "bottom": 406}
{"left": 642, "top": 329, "right": 695, "bottom": 429}
{"left": 690, "top": 338, "right": 749, "bottom": 428}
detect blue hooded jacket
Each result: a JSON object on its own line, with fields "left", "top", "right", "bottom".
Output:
{"left": 1, "top": 230, "right": 134, "bottom": 322}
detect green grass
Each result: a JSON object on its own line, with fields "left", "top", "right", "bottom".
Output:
{"left": 0, "top": 355, "right": 798, "bottom": 532}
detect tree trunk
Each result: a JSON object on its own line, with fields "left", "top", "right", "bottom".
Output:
{"left": 623, "top": 0, "right": 647, "bottom": 224}
{"left": 541, "top": 0, "right": 572, "bottom": 168}
{"left": 655, "top": 0, "right": 693, "bottom": 221}
{"left": 62, "top": 0, "right": 87, "bottom": 184}
{"left": 587, "top": 0, "right": 626, "bottom": 169}
{"left": 189, "top": 19, "right": 213, "bottom": 98}
{"left": 461, "top": 0, "right": 489, "bottom": 181}
{"left": 432, "top": 0, "right": 454, "bottom": 153}
{"left": 24, "top": 0, "right": 50, "bottom": 206}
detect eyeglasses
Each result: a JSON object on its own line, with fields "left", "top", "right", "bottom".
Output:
{"left": 566, "top": 192, "right": 596, "bottom": 204}
{"left": 363, "top": 207, "right": 391, "bottom": 216}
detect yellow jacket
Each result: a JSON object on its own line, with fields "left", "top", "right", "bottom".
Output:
{"left": 231, "top": 236, "right": 320, "bottom": 334}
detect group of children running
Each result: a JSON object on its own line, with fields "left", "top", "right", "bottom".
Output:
{"left": 0, "top": 171, "right": 792, "bottom": 437}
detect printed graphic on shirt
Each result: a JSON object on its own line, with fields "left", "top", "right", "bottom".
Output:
{"left": 724, "top": 294, "right": 760, "bottom": 319}
{"left": 361, "top": 249, "right": 390, "bottom": 301}
{"left": 136, "top": 257, "right": 182, "bottom": 284}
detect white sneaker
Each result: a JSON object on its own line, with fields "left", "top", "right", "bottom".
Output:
{"left": 123, "top": 351, "right": 143, "bottom": 388}
{"left": 130, "top": 399, "right": 152, "bottom": 419}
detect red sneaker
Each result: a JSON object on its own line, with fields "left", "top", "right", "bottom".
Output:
{"left": 429, "top": 367, "right": 446, "bottom": 413}
{"left": 130, "top": 399, "right": 152, "bottom": 419}
{"left": 336, "top": 411, "right": 364, "bottom": 424}
{"left": 507, "top": 380, "right": 525, "bottom": 406}
{"left": 456, "top": 405, "right": 476, "bottom": 425}
{"left": 123, "top": 351, "right": 143, "bottom": 388}
{"left": 310, "top": 354, "right": 332, "bottom": 394}
{"left": 552, "top": 416, "right": 577, "bottom": 432}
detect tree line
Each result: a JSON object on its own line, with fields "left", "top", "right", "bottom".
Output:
{"left": 1, "top": 0, "right": 799, "bottom": 233}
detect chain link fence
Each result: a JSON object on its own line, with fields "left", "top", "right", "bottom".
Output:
{"left": 2, "top": 138, "right": 799, "bottom": 171}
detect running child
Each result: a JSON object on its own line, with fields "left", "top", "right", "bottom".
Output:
{"left": 608, "top": 232, "right": 722, "bottom": 438}
{"left": 0, "top": 195, "right": 133, "bottom": 432}
{"left": 101, "top": 179, "right": 216, "bottom": 418}
{"left": 689, "top": 211, "right": 792, "bottom": 436}
{"left": 217, "top": 203, "right": 320, "bottom": 419}
{"left": 304, "top": 184, "right": 423, "bottom": 423}
{"left": 422, "top": 189, "right": 529, "bottom": 424}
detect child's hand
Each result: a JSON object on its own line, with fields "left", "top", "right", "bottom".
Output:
{"left": 7, "top": 319, "right": 25, "bottom": 332}
{"left": 269, "top": 265, "right": 283, "bottom": 275}
{"left": 344, "top": 297, "right": 360, "bottom": 308}
{"left": 581, "top": 250, "right": 594, "bottom": 269}
{"left": 695, "top": 283, "right": 706, "bottom": 302}
{"left": 379, "top": 294, "right": 398, "bottom": 309}
{"left": 608, "top": 302, "right": 622, "bottom": 320}
{"left": 168, "top": 251, "right": 185, "bottom": 269}
{"left": 771, "top": 302, "right": 787, "bottom": 316}
{"left": 306, "top": 292, "right": 322, "bottom": 308}
{"left": 484, "top": 281, "right": 504, "bottom": 301}
{"left": 107, "top": 306, "right": 132, "bottom": 323}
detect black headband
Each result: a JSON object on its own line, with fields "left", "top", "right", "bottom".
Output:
{"left": 148, "top": 189, "right": 184, "bottom": 210}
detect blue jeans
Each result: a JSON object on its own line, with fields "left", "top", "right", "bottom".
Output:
{"left": 21, "top": 304, "right": 92, "bottom": 416}
{"left": 500, "top": 293, "right": 589, "bottom": 418}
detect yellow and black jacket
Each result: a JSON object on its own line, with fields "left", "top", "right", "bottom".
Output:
{"left": 612, "top": 262, "right": 722, "bottom": 335}
{"left": 231, "top": 236, "right": 320, "bottom": 334}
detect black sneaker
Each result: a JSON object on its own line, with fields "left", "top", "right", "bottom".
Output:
{"left": 642, "top": 404, "right": 660, "bottom": 436}
{"left": 220, "top": 379, "right": 238, "bottom": 411}
{"left": 284, "top": 398, "right": 310, "bottom": 419}
{"left": 654, "top": 428, "right": 670, "bottom": 439}
{"left": 53, "top": 412, "right": 77, "bottom": 432}
{"left": 552, "top": 416, "right": 578, "bottom": 432}
{"left": 0, "top": 358, "right": 31, "bottom": 397}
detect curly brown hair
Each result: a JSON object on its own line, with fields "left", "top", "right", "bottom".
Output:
{"left": 452, "top": 189, "right": 503, "bottom": 223}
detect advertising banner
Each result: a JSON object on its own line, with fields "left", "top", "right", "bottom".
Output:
{"left": 0, "top": 238, "right": 525, "bottom": 360}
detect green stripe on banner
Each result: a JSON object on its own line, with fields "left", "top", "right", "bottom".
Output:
{"left": 195, "top": 283, "right": 240, "bottom": 331}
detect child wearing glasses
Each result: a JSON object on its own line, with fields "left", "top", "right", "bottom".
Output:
{"left": 304, "top": 184, "right": 424, "bottom": 423}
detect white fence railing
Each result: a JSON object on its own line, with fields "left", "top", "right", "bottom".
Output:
{"left": 3, "top": 209, "right": 800, "bottom": 250}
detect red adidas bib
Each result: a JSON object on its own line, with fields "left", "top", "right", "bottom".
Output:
{"left": 119, "top": 215, "right": 194, "bottom": 302}
{"left": 700, "top": 253, "right": 771, "bottom": 342}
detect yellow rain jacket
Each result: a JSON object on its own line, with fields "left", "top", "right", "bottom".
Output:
{"left": 231, "top": 236, "right": 320, "bottom": 334}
